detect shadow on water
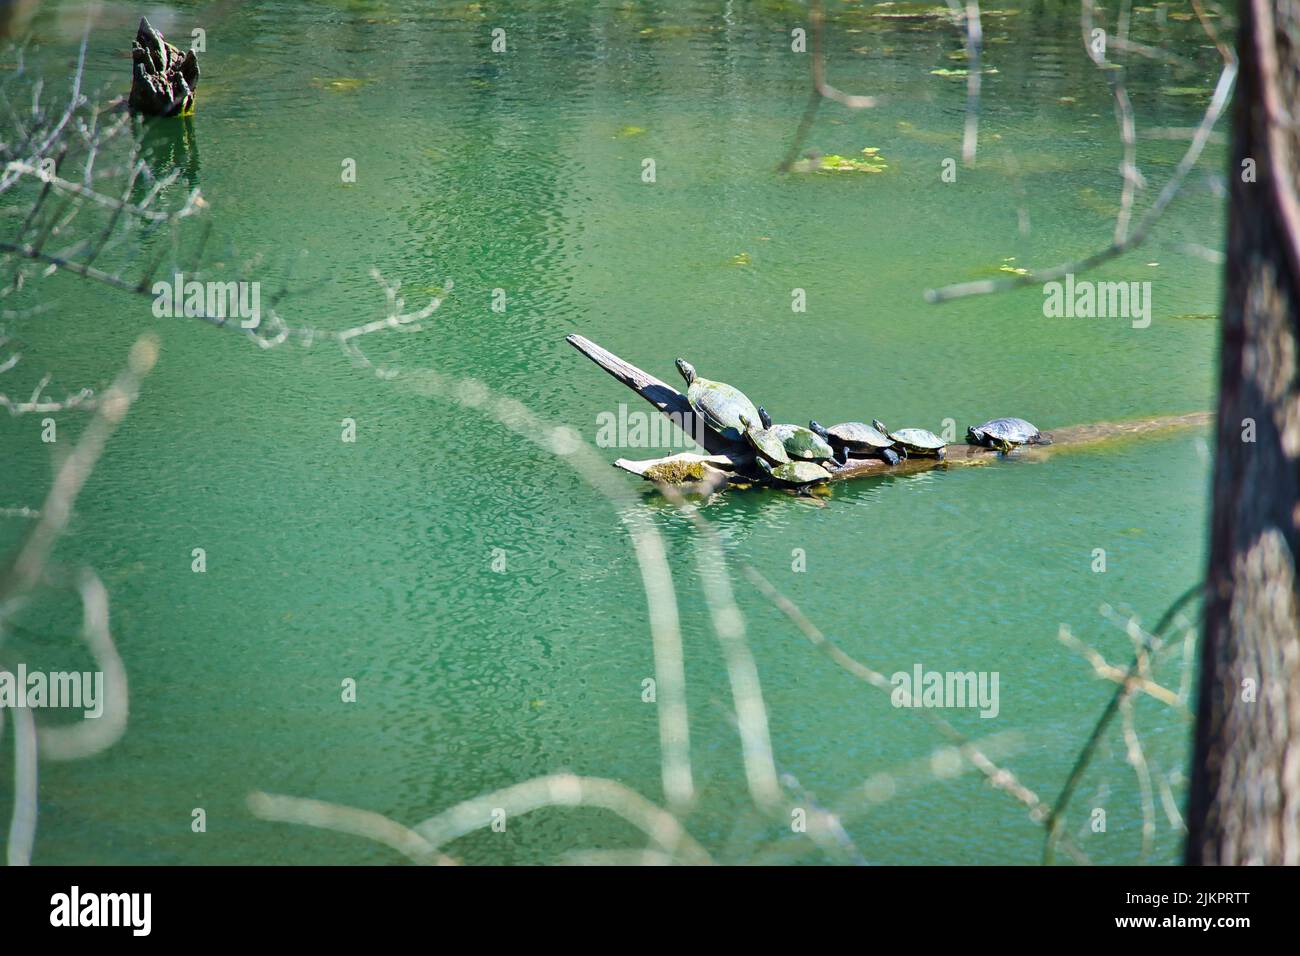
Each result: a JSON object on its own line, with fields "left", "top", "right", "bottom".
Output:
{"left": 136, "top": 113, "right": 200, "bottom": 188}
{"left": 632, "top": 462, "right": 954, "bottom": 547}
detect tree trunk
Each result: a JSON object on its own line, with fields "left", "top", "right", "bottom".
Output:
{"left": 1187, "top": 0, "right": 1300, "bottom": 865}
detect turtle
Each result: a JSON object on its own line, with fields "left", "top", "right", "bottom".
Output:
{"left": 872, "top": 419, "right": 947, "bottom": 460}
{"left": 966, "top": 417, "right": 1051, "bottom": 453}
{"left": 757, "top": 407, "right": 836, "bottom": 463}
{"left": 739, "top": 413, "right": 791, "bottom": 465}
{"left": 757, "top": 456, "right": 833, "bottom": 489}
{"left": 808, "top": 420, "right": 902, "bottom": 466}
{"left": 675, "top": 359, "right": 760, "bottom": 443}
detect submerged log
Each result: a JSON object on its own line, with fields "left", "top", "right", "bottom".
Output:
{"left": 129, "top": 18, "right": 199, "bottom": 118}
{"left": 566, "top": 333, "right": 1211, "bottom": 486}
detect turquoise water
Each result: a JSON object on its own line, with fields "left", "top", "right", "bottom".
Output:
{"left": 1, "top": 1, "right": 1224, "bottom": 864}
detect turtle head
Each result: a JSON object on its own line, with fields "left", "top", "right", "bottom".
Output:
{"left": 871, "top": 419, "right": 888, "bottom": 435}
{"left": 966, "top": 426, "right": 984, "bottom": 445}
{"left": 757, "top": 406, "right": 774, "bottom": 430}
{"left": 674, "top": 359, "right": 696, "bottom": 385}
{"left": 809, "top": 420, "right": 830, "bottom": 441}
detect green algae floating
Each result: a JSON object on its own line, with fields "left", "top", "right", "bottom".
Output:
{"left": 311, "top": 77, "right": 370, "bottom": 93}
{"left": 930, "top": 67, "right": 1000, "bottom": 77}
{"left": 790, "top": 148, "right": 888, "bottom": 174}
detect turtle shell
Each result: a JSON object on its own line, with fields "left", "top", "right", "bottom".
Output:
{"left": 771, "top": 423, "right": 835, "bottom": 460}
{"left": 827, "top": 421, "right": 893, "bottom": 450}
{"left": 763, "top": 459, "right": 832, "bottom": 486}
{"left": 888, "top": 427, "right": 946, "bottom": 450}
{"left": 687, "top": 378, "right": 760, "bottom": 443}
{"left": 743, "top": 419, "right": 792, "bottom": 464}
{"left": 971, "top": 417, "right": 1041, "bottom": 444}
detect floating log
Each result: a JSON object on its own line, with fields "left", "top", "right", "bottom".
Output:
{"left": 612, "top": 453, "right": 737, "bottom": 493}
{"left": 566, "top": 334, "right": 750, "bottom": 460}
{"left": 129, "top": 18, "right": 199, "bottom": 118}
{"left": 566, "top": 333, "right": 1211, "bottom": 486}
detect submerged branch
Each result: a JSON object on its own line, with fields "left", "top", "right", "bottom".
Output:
{"left": 925, "top": 19, "right": 1237, "bottom": 304}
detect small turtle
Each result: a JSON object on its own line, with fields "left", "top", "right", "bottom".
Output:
{"left": 739, "top": 413, "right": 791, "bottom": 465}
{"left": 757, "top": 456, "right": 833, "bottom": 489}
{"left": 758, "top": 407, "right": 836, "bottom": 463}
{"left": 872, "top": 419, "right": 946, "bottom": 460}
{"left": 675, "top": 359, "right": 760, "bottom": 443}
{"left": 808, "top": 420, "right": 902, "bottom": 466}
{"left": 967, "top": 417, "right": 1051, "bottom": 453}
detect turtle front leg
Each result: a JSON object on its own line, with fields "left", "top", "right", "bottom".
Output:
{"left": 880, "top": 448, "right": 901, "bottom": 466}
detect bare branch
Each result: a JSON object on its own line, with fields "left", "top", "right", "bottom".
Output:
{"left": 0, "top": 335, "right": 157, "bottom": 606}
{"left": 246, "top": 792, "right": 454, "bottom": 865}
{"left": 943, "top": 0, "right": 984, "bottom": 165}
{"left": 411, "top": 774, "right": 713, "bottom": 865}
{"left": 779, "top": 0, "right": 877, "bottom": 171}
{"left": 925, "top": 55, "right": 1236, "bottom": 303}
{"left": 5, "top": 705, "right": 37, "bottom": 866}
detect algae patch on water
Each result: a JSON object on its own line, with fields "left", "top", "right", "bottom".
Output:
{"left": 311, "top": 77, "right": 370, "bottom": 93}
{"left": 791, "top": 147, "right": 888, "bottom": 174}
{"left": 930, "top": 67, "right": 1000, "bottom": 77}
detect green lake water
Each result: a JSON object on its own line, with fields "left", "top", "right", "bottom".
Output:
{"left": 1, "top": 0, "right": 1226, "bottom": 864}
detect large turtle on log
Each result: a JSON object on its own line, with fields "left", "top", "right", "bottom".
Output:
{"left": 129, "top": 18, "right": 199, "bottom": 118}
{"left": 674, "top": 359, "right": 761, "bottom": 444}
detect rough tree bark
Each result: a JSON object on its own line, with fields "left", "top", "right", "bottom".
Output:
{"left": 1187, "top": 0, "right": 1300, "bottom": 865}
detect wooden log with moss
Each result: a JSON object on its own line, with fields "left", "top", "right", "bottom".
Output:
{"left": 566, "top": 333, "right": 1211, "bottom": 487}
{"left": 129, "top": 18, "right": 199, "bottom": 118}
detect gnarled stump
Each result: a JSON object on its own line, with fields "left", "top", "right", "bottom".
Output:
{"left": 129, "top": 18, "right": 199, "bottom": 118}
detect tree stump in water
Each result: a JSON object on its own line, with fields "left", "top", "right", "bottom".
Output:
{"left": 129, "top": 18, "right": 199, "bottom": 118}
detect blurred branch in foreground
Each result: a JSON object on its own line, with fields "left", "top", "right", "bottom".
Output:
{"left": 0, "top": 334, "right": 156, "bottom": 864}
{"left": 0, "top": 43, "right": 453, "bottom": 414}
{"left": 1047, "top": 584, "right": 1202, "bottom": 865}
{"left": 778, "top": 0, "right": 877, "bottom": 173}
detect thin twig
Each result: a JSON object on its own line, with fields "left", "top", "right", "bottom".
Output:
{"left": 925, "top": 43, "right": 1236, "bottom": 303}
